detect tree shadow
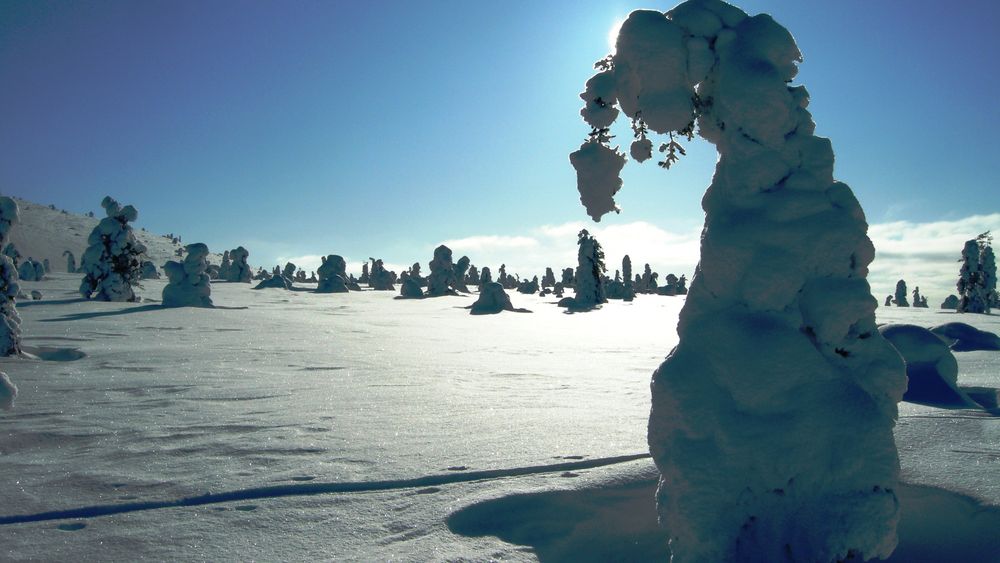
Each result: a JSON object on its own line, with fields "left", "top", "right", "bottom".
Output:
{"left": 17, "top": 298, "right": 89, "bottom": 308}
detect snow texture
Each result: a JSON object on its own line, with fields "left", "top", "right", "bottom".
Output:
{"left": 316, "top": 255, "right": 350, "bottom": 293}
{"left": 573, "top": 2, "right": 906, "bottom": 560}
{"left": 223, "top": 247, "right": 252, "bottom": 283}
{"left": 161, "top": 243, "right": 214, "bottom": 308}
{"left": 0, "top": 371, "right": 15, "bottom": 410}
{"left": 78, "top": 196, "right": 146, "bottom": 302}
{"left": 0, "top": 197, "right": 22, "bottom": 356}
{"left": 879, "top": 324, "right": 974, "bottom": 408}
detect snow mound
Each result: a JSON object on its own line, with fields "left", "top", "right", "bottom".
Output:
{"left": 929, "top": 322, "right": 1000, "bottom": 352}
{"left": 879, "top": 324, "right": 976, "bottom": 408}
{"left": 470, "top": 282, "right": 523, "bottom": 315}
{"left": 162, "top": 243, "right": 214, "bottom": 308}
{"left": 0, "top": 371, "right": 16, "bottom": 410}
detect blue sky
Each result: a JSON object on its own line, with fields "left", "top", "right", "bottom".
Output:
{"left": 1, "top": 0, "right": 997, "bottom": 297}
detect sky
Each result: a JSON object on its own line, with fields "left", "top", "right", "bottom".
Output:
{"left": 1, "top": 0, "right": 998, "bottom": 301}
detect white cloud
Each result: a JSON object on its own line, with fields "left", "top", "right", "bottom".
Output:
{"left": 440, "top": 235, "right": 539, "bottom": 253}
{"left": 868, "top": 213, "right": 1000, "bottom": 304}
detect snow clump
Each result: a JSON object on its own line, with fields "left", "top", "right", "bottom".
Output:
{"left": 879, "top": 324, "right": 972, "bottom": 408}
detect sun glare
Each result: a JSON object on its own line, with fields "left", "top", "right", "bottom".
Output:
{"left": 607, "top": 17, "right": 625, "bottom": 52}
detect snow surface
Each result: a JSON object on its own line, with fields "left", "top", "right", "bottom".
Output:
{"left": 2, "top": 273, "right": 999, "bottom": 561}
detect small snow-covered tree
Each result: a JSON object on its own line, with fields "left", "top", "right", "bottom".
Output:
{"left": 427, "top": 245, "right": 458, "bottom": 296}
{"left": 369, "top": 258, "right": 395, "bottom": 291}
{"left": 224, "top": 246, "right": 252, "bottom": 283}
{"left": 454, "top": 256, "right": 471, "bottom": 293}
{"left": 79, "top": 196, "right": 146, "bottom": 302}
{"left": 0, "top": 197, "right": 22, "bottom": 356}
{"left": 980, "top": 234, "right": 997, "bottom": 309}
{"left": 570, "top": 2, "right": 905, "bottom": 560}
{"left": 63, "top": 250, "right": 76, "bottom": 273}
{"left": 218, "top": 250, "right": 232, "bottom": 280}
{"left": 479, "top": 266, "right": 492, "bottom": 285}
{"left": 893, "top": 279, "right": 909, "bottom": 307}
{"left": 542, "top": 267, "right": 556, "bottom": 287}
{"left": 162, "top": 243, "right": 213, "bottom": 308}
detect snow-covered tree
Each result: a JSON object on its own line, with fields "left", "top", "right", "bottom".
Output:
{"left": 561, "top": 267, "right": 574, "bottom": 287}
{"left": 162, "top": 243, "right": 213, "bottom": 308}
{"left": 426, "top": 245, "right": 459, "bottom": 296}
{"left": 218, "top": 250, "right": 232, "bottom": 280}
{"left": 467, "top": 264, "right": 480, "bottom": 287}
{"left": 368, "top": 258, "right": 395, "bottom": 291}
{"left": 454, "top": 256, "right": 471, "bottom": 293}
{"left": 940, "top": 294, "right": 959, "bottom": 310}
{"left": 957, "top": 236, "right": 989, "bottom": 313}
{"left": 893, "top": 279, "right": 909, "bottom": 307}
{"left": 43, "top": 258, "right": 51, "bottom": 274}
{"left": 479, "top": 266, "right": 492, "bottom": 285}
{"left": 316, "top": 254, "right": 350, "bottom": 293}
{"left": 18, "top": 258, "right": 44, "bottom": 281}
{"left": 223, "top": 246, "right": 252, "bottom": 283}
{"left": 558, "top": 229, "right": 607, "bottom": 310}
{"left": 981, "top": 235, "right": 997, "bottom": 309}
{"left": 79, "top": 196, "right": 146, "bottom": 302}
{"left": 63, "top": 250, "right": 76, "bottom": 273}
{"left": 570, "top": 2, "right": 905, "bottom": 560}
{"left": 542, "top": 267, "right": 556, "bottom": 288}
{"left": 139, "top": 260, "right": 160, "bottom": 280}
{"left": 399, "top": 271, "right": 424, "bottom": 298}
{"left": 3, "top": 243, "right": 20, "bottom": 267}
{"left": 0, "top": 197, "right": 22, "bottom": 356}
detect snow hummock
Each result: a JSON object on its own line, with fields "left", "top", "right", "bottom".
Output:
{"left": 0, "top": 371, "right": 16, "bottom": 410}
{"left": 572, "top": 1, "right": 906, "bottom": 560}
{"left": 880, "top": 324, "right": 975, "bottom": 408}
{"left": 161, "top": 243, "right": 214, "bottom": 308}
{"left": 930, "top": 322, "right": 1000, "bottom": 352}
{"left": 469, "top": 281, "right": 517, "bottom": 314}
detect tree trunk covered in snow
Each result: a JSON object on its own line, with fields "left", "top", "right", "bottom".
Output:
{"left": 570, "top": 1, "right": 905, "bottom": 560}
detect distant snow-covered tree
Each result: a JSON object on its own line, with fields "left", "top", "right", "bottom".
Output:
{"left": 63, "top": 250, "right": 76, "bottom": 273}
{"left": 427, "top": 245, "right": 458, "bottom": 297}
{"left": 79, "top": 196, "right": 145, "bottom": 302}
{"left": 957, "top": 235, "right": 990, "bottom": 314}
{"left": 139, "top": 260, "right": 160, "bottom": 280}
{"left": 479, "top": 266, "right": 492, "bottom": 285}
{"left": 570, "top": 3, "right": 905, "bottom": 560}
{"left": 368, "top": 258, "right": 394, "bottom": 291}
{"left": 893, "top": 279, "right": 909, "bottom": 307}
{"left": 224, "top": 247, "right": 252, "bottom": 283}
{"left": 316, "top": 254, "right": 350, "bottom": 293}
{"left": 0, "top": 197, "right": 22, "bottom": 356}
{"left": 542, "top": 267, "right": 556, "bottom": 288}
{"left": 454, "top": 256, "right": 471, "bottom": 293}
{"left": 558, "top": 229, "right": 606, "bottom": 310}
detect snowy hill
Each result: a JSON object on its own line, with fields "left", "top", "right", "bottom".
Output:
{"left": 5, "top": 197, "right": 224, "bottom": 273}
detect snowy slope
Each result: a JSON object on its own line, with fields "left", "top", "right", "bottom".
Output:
{"left": 5, "top": 197, "right": 224, "bottom": 273}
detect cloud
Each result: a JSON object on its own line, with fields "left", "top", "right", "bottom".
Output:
{"left": 440, "top": 235, "right": 539, "bottom": 253}
{"left": 868, "top": 213, "right": 1000, "bottom": 304}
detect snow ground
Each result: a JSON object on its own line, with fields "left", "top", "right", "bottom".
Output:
{"left": 2, "top": 274, "right": 998, "bottom": 561}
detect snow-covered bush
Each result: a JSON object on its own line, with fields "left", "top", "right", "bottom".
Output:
{"left": 470, "top": 281, "right": 514, "bottom": 314}
{"left": 399, "top": 272, "right": 424, "bottom": 298}
{"left": 368, "top": 258, "right": 395, "bottom": 291}
{"left": 316, "top": 254, "right": 350, "bottom": 293}
{"left": 79, "top": 196, "right": 146, "bottom": 302}
{"left": 940, "top": 294, "right": 959, "bottom": 310}
{"left": 139, "top": 260, "right": 160, "bottom": 280}
{"left": 18, "top": 258, "right": 44, "bottom": 281}
{"left": 0, "top": 197, "right": 22, "bottom": 356}
{"left": 0, "top": 371, "right": 16, "bottom": 410}
{"left": 161, "top": 243, "right": 213, "bottom": 308}
{"left": 63, "top": 250, "right": 76, "bottom": 273}
{"left": 571, "top": 2, "right": 906, "bottom": 560}
{"left": 224, "top": 247, "right": 252, "bottom": 283}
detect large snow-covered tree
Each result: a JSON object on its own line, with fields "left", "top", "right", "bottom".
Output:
{"left": 893, "top": 279, "right": 909, "bottom": 307}
{"left": 79, "top": 196, "right": 146, "bottom": 302}
{"left": 957, "top": 234, "right": 991, "bottom": 314}
{"left": 570, "top": 1, "right": 906, "bottom": 560}
{"left": 558, "top": 229, "right": 607, "bottom": 310}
